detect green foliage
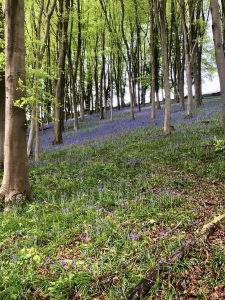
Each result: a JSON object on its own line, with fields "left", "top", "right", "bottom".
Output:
{"left": 213, "top": 138, "right": 225, "bottom": 153}
{"left": 0, "top": 103, "right": 224, "bottom": 299}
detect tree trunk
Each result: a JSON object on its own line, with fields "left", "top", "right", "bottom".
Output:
{"left": 194, "top": 45, "right": 203, "bottom": 107}
{"left": 0, "top": 0, "right": 29, "bottom": 204}
{"left": 0, "top": 3, "right": 5, "bottom": 169}
{"left": 180, "top": 0, "right": 194, "bottom": 117}
{"left": 53, "top": 0, "right": 69, "bottom": 145}
{"left": 27, "top": 0, "right": 56, "bottom": 156}
{"left": 79, "top": 55, "right": 85, "bottom": 121}
{"left": 99, "top": 29, "right": 105, "bottom": 120}
{"left": 150, "top": 1, "right": 156, "bottom": 119}
{"left": 68, "top": 47, "right": 79, "bottom": 130}
{"left": 159, "top": 0, "right": 172, "bottom": 135}
{"left": 120, "top": 0, "right": 135, "bottom": 120}
{"left": 94, "top": 34, "right": 99, "bottom": 113}
{"left": 110, "top": 51, "right": 113, "bottom": 121}
{"left": 222, "top": 1, "right": 225, "bottom": 45}
{"left": 178, "top": 39, "right": 185, "bottom": 111}
{"left": 186, "top": 59, "right": 194, "bottom": 117}
{"left": 210, "top": 0, "right": 225, "bottom": 134}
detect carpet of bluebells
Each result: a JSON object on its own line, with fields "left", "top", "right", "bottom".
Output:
{"left": 40, "top": 98, "right": 221, "bottom": 150}
{"left": 0, "top": 98, "right": 225, "bottom": 299}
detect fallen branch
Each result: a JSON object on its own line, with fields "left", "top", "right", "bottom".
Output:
{"left": 126, "top": 213, "right": 225, "bottom": 300}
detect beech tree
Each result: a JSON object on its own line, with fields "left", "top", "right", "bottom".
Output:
{"left": 0, "top": 0, "right": 221, "bottom": 167}
{"left": 0, "top": 3, "right": 5, "bottom": 169}
{"left": 27, "top": 0, "right": 57, "bottom": 159}
{"left": 155, "top": 0, "right": 172, "bottom": 135}
{"left": 53, "top": 0, "right": 70, "bottom": 145}
{"left": 0, "top": 0, "right": 29, "bottom": 204}
{"left": 210, "top": 0, "right": 225, "bottom": 134}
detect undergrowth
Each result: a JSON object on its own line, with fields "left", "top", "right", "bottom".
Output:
{"left": 0, "top": 105, "right": 224, "bottom": 299}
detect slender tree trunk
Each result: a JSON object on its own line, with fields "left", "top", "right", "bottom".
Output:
{"left": 178, "top": 39, "right": 185, "bottom": 111}
{"left": 0, "top": 0, "right": 29, "bottom": 204}
{"left": 27, "top": 0, "right": 56, "bottom": 157}
{"left": 116, "top": 51, "right": 121, "bottom": 110}
{"left": 186, "top": 59, "right": 194, "bottom": 117}
{"left": 194, "top": 45, "right": 203, "bottom": 107}
{"left": 99, "top": 29, "right": 105, "bottom": 120}
{"left": 120, "top": 0, "right": 135, "bottom": 120}
{"left": 79, "top": 55, "right": 85, "bottom": 121}
{"left": 150, "top": 1, "right": 156, "bottom": 119}
{"left": 68, "top": 0, "right": 80, "bottom": 130}
{"left": 53, "top": 0, "right": 69, "bottom": 145}
{"left": 159, "top": 0, "right": 172, "bottom": 135}
{"left": 0, "top": 3, "right": 5, "bottom": 169}
{"left": 34, "top": 102, "right": 40, "bottom": 161}
{"left": 27, "top": 108, "right": 35, "bottom": 157}
{"left": 94, "top": 34, "right": 99, "bottom": 113}
{"left": 180, "top": 1, "right": 194, "bottom": 117}
{"left": 210, "top": 0, "right": 225, "bottom": 134}
{"left": 68, "top": 48, "right": 79, "bottom": 130}
{"left": 110, "top": 51, "right": 113, "bottom": 121}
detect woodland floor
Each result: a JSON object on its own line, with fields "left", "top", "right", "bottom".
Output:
{"left": 0, "top": 98, "right": 225, "bottom": 299}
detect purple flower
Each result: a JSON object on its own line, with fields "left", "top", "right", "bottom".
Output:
{"left": 60, "top": 261, "right": 66, "bottom": 267}
{"left": 84, "top": 233, "right": 90, "bottom": 241}
{"left": 130, "top": 232, "right": 136, "bottom": 240}
{"left": 36, "top": 99, "right": 221, "bottom": 151}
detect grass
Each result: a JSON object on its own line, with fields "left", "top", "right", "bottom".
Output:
{"left": 0, "top": 105, "right": 225, "bottom": 299}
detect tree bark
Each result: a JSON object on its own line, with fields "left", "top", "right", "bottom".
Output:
{"left": 120, "top": 0, "right": 135, "bottom": 120}
{"left": 110, "top": 51, "right": 113, "bottom": 121}
{"left": 99, "top": 29, "right": 105, "bottom": 120}
{"left": 178, "top": 39, "right": 185, "bottom": 111}
{"left": 222, "top": 0, "right": 225, "bottom": 46}
{"left": 210, "top": 0, "right": 225, "bottom": 134}
{"left": 27, "top": 0, "right": 57, "bottom": 157}
{"left": 149, "top": 0, "right": 156, "bottom": 119}
{"left": 94, "top": 34, "right": 99, "bottom": 113}
{"left": 79, "top": 55, "right": 85, "bottom": 121}
{"left": 180, "top": 0, "right": 194, "bottom": 117}
{"left": 0, "top": 3, "right": 5, "bottom": 169}
{"left": 193, "top": 46, "right": 203, "bottom": 107}
{"left": 53, "top": 0, "right": 69, "bottom": 145}
{"left": 0, "top": 0, "right": 29, "bottom": 204}
{"left": 158, "top": 0, "right": 172, "bottom": 135}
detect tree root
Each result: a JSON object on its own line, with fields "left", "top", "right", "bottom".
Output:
{"left": 126, "top": 213, "right": 225, "bottom": 300}
{"left": 0, "top": 186, "right": 30, "bottom": 211}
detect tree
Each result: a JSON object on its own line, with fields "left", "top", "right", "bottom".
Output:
{"left": 210, "top": 0, "right": 225, "bottom": 134}
{"left": 179, "top": 0, "right": 195, "bottom": 117}
{"left": 149, "top": 0, "right": 156, "bottom": 119}
{"left": 53, "top": 0, "right": 70, "bottom": 145}
{"left": 0, "top": 0, "right": 29, "bottom": 204}
{"left": 120, "top": 0, "right": 135, "bottom": 121}
{"left": 0, "top": 3, "right": 5, "bottom": 169}
{"left": 155, "top": 0, "right": 172, "bottom": 135}
{"left": 27, "top": 0, "right": 57, "bottom": 160}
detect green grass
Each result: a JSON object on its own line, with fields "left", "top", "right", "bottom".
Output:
{"left": 0, "top": 113, "right": 225, "bottom": 299}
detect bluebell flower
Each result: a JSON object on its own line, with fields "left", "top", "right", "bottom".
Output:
{"left": 60, "top": 261, "right": 66, "bottom": 267}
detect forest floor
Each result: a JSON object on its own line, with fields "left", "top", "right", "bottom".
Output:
{"left": 0, "top": 98, "right": 225, "bottom": 299}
